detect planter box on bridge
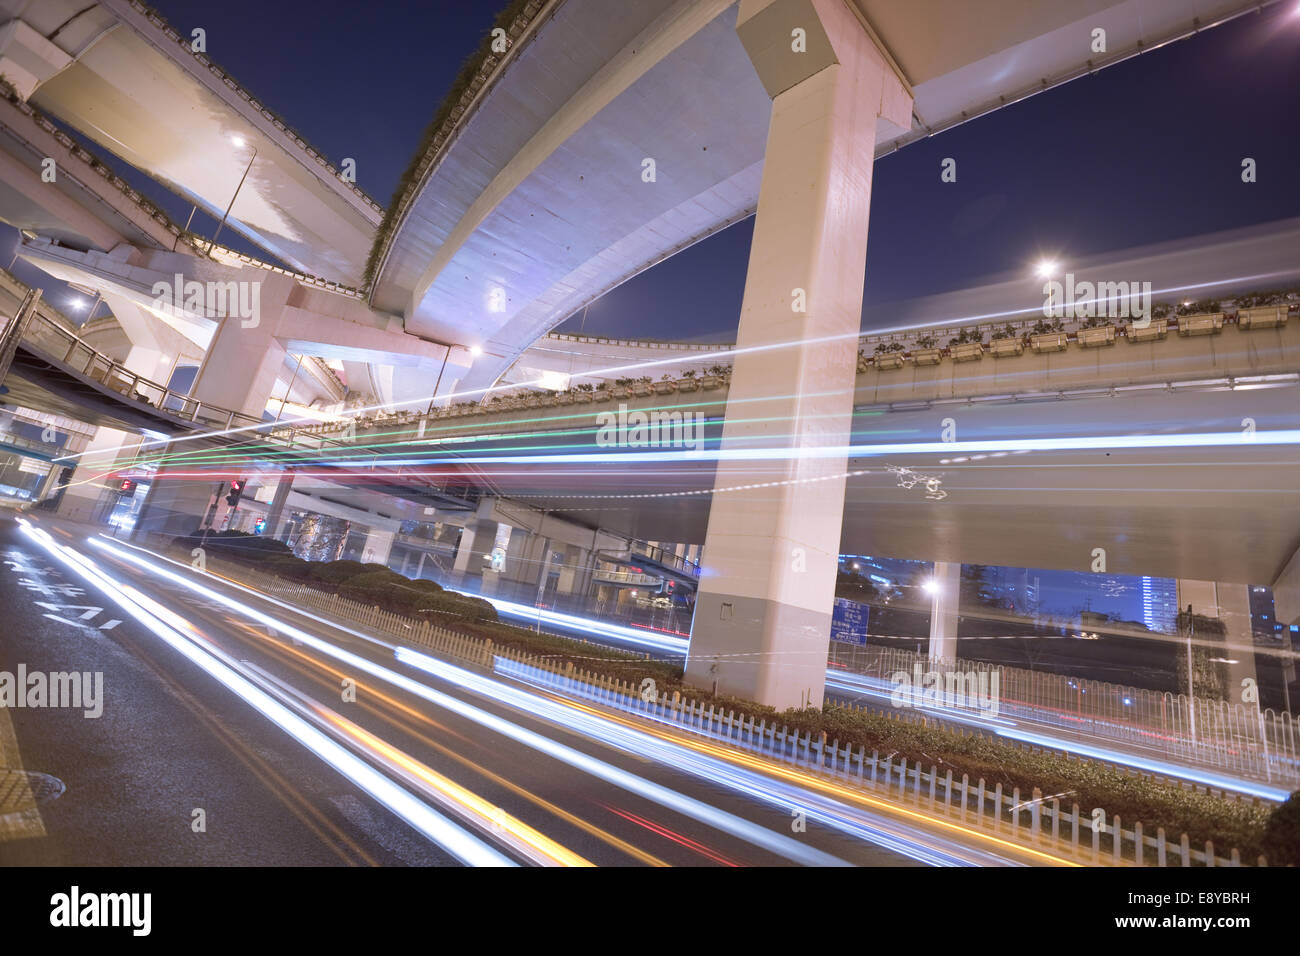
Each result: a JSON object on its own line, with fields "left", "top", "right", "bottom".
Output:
{"left": 1127, "top": 318, "right": 1168, "bottom": 342}
{"left": 1077, "top": 325, "right": 1117, "bottom": 348}
{"left": 1177, "top": 312, "right": 1224, "bottom": 336}
{"left": 1238, "top": 306, "right": 1288, "bottom": 330}
{"left": 873, "top": 352, "right": 905, "bottom": 370}
{"left": 1029, "top": 331, "right": 1069, "bottom": 353}
{"left": 911, "top": 347, "right": 942, "bottom": 366}
{"left": 949, "top": 341, "right": 984, "bottom": 362}
{"left": 989, "top": 337, "right": 1024, "bottom": 357}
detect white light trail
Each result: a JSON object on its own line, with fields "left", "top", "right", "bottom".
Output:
{"left": 17, "top": 520, "right": 514, "bottom": 867}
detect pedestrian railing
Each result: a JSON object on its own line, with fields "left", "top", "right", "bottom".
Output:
{"left": 1, "top": 270, "right": 268, "bottom": 438}
{"left": 830, "top": 643, "right": 1300, "bottom": 788}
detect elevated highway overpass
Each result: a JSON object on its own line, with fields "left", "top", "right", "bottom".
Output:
{"left": 0, "top": 0, "right": 381, "bottom": 285}
{"left": 369, "top": 0, "right": 1277, "bottom": 392}
{"left": 133, "top": 298, "right": 1300, "bottom": 599}
{"left": 4, "top": 0, "right": 1288, "bottom": 709}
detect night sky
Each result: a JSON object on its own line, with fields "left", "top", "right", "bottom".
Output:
{"left": 123, "top": 0, "right": 1300, "bottom": 343}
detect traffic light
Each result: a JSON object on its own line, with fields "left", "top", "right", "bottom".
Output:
{"left": 225, "top": 478, "right": 247, "bottom": 508}
{"left": 117, "top": 478, "right": 137, "bottom": 495}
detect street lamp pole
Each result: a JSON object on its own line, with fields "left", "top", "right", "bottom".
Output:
{"left": 208, "top": 140, "right": 258, "bottom": 254}
{"left": 1185, "top": 606, "right": 1197, "bottom": 743}
{"left": 425, "top": 344, "right": 452, "bottom": 417}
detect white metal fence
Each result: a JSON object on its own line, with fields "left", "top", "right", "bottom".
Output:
{"left": 829, "top": 643, "right": 1300, "bottom": 788}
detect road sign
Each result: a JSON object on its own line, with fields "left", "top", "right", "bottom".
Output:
{"left": 831, "top": 598, "right": 869, "bottom": 645}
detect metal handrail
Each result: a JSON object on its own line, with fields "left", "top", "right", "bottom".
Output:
{"left": 12, "top": 303, "right": 266, "bottom": 436}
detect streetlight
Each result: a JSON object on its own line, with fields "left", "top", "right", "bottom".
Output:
{"left": 1037, "top": 259, "right": 1059, "bottom": 315}
{"left": 469, "top": 345, "right": 483, "bottom": 357}
{"left": 922, "top": 579, "right": 940, "bottom": 595}
{"left": 208, "top": 135, "right": 258, "bottom": 253}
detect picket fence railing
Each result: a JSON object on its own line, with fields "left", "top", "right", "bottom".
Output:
{"left": 830, "top": 642, "right": 1300, "bottom": 789}
{"left": 191, "top": 553, "right": 1271, "bottom": 867}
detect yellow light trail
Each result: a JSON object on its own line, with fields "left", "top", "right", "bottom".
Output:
{"left": 531, "top": 690, "right": 1084, "bottom": 867}
{"left": 225, "top": 621, "right": 669, "bottom": 867}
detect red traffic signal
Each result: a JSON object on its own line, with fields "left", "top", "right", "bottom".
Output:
{"left": 225, "top": 478, "right": 247, "bottom": 507}
{"left": 117, "top": 478, "right": 137, "bottom": 494}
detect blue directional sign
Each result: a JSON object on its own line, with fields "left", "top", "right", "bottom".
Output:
{"left": 830, "top": 598, "right": 869, "bottom": 645}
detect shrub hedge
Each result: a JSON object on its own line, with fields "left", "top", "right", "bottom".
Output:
{"left": 171, "top": 530, "right": 497, "bottom": 624}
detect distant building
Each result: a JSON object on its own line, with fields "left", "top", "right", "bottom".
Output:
{"left": 1250, "top": 585, "right": 1280, "bottom": 640}
{"left": 1141, "top": 577, "right": 1178, "bottom": 634}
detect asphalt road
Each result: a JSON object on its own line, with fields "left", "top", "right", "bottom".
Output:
{"left": 5, "top": 513, "right": 1049, "bottom": 867}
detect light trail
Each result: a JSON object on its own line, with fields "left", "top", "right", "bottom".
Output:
{"left": 230, "top": 623, "right": 671, "bottom": 866}
{"left": 499, "top": 660, "right": 1077, "bottom": 866}
{"left": 236, "top": 659, "right": 591, "bottom": 867}
{"left": 405, "top": 651, "right": 1036, "bottom": 866}
{"left": 86, "top": 536, "right": 847, "bottom": 866}
{"left": 15, "top": 519, "right": 515, "bottom": 867}
{"left": 459, "top": 580, "right": 1294, "bottom": 801}
{"left": 825, "top": 672, "right": 1292, "bottom": 802}
{"left": 80, "top": 534, "right": 1290, "bottom": 844}
{"left": 382, "top": 428, "right": 1300, "bottom": 467}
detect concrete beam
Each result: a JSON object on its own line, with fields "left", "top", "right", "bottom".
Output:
{"left": 0, "top": 19, "right": 73, "bottom": 101}
{"left": 1272, "top": 544, "right": 1300, "bottom": 627}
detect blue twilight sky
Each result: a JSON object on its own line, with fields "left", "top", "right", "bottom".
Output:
{"left": 69, "top": 0, "right": 1300, "bottom": 344}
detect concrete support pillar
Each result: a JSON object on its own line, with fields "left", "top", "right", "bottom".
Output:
{"left": 56, "top": 426, "right": 131, "bottom": 523}
{"left": 452, "top": 524, "right": 482, "bottom": 575}
{"left": 501, "top": 526, "right": 533, "bottom": 594}
{"left": 557, "top": 544, "right": 580, "bottom": 595}
{"left": 189, "top": 273, "right": 293, "bottom": 419}
{"left": 265, "top": 470, "right": 294, "bottom": 541}
{"left": 928, "top": 561, "right": 962, "bottom": 664}
{"left": 362, "top": 527, "right": 395, "bottom": 567}
{"left": 452, "top": 499, "right": 499, "bottom": 587}
{"left": 1177, "top": 579, "right": 1259, "bottom": 704}
{"left": 571, "top": 547, "right": 594, "bottom": 600}
{"left": 684, "top": 0, "right": 911, "bottom": 709}
{"left": 36, "top": 462, "right": 63, "bottom": 503}
{"left": 133, "top": 472, "right": 222, "bottom": 540}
